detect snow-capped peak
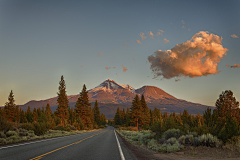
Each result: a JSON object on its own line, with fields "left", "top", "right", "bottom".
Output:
{"left": 121, "top": 84, "right": 134, "bottom": 90}
{"left": 89, "top": 79, "right": 125, "bottom": 92}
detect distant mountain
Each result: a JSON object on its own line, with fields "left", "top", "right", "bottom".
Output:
{"left": 17, "top": 79, "right": 214, "bottom": 118}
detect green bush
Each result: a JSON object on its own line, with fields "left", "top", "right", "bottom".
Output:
{"left": 162, "top": 128, "right": 182, "bottom": 140}
{"left": 178, "top": 135, "right": 186, "bottom": 145}
{"left": 0, "top": 117, "right": 13, "bottom": 133}
{"left": 8, "top": 135, "right": 20, "bottom": 142}
{"left": 6, "top": 131, "right": 18, "bottom": 137}
{"left": 33, "top": 122, "right": 48, "bottom": 136}
{"left": 20, "top": 123, "right": 35, "bottom": 131}
{"left": 0, "top": 138, "right": 7, "bottom": 144}
{"left": 19, "top": 128, "right": 29, "bottom": 136}
{"left": 0, "top": 131, "right": 7, "bottom": 138}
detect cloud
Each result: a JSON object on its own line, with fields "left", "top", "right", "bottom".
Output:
{"left": 139, "top": 33, "right": 147, "bottom": 40}
{"left": 182, "top": 20, "right": 185, "bottom": 24}
{"left": 188, "top": 28, "right": 191, "bottom": 31}
{"left": 133, "top": 57, "right": 135, "bottom": 62}
{"left": 229, "top": 64, "right": 240, "bottom": 68}
{"left": 123, "top": 42, "right": 127, "bottom": 47}
{"left": 164, "top": 38, "right": 169, "bottom": 43}
{"left": 226, "top": 63, "right": 230, "bottom": 67}
{"left": 231, "top": 34, "right": 239, "bottom": 38}
{"left": 122, "top": 65, "right": 128, "bottom": 72}
{"left": 99, "top": 51, "right": 103, "bottom": 56}
{"left": 113, "top": 67, "right": 116, "bottom": 69}
{"left": 148, "top": 31, "right": 228, "bottom": 79}
{"left": 136, "top": 39, "right": 142, "bottom": 44}
{"left": 149, "top": 31, "right": 154, "bottom": 39}
{"left": 157, "top": 29, "right": 164, "bottom": 36}
{"left": 182, "top": 26, "right": 185, "bottom": 29}
{"left": 105, "top": 66, "right": 111, "bottom": 69}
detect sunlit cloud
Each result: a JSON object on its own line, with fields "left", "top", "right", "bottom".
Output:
{"left": 188, "top": 28, "right": 191, "bottom": 31}
{"left": 122, "top": 65, "right": 128, "bottom": 72}
{"left": 182, "top": 20, "right": 185, "bottom": 24}
{"left": 136, "top": 39, "right": 142, "bottom": 44}
{"left": 157, "top": 29, "right": 164, "bottom": 36}
{"left": 139, "top": 33, "right": 147, "bottom": 40}
{"left": 123, "top": 42, "right": 127, "bottom": 47}
{"left": 105, "top": 66, "right": 111, "bottom": 69}
{"left": 149, "top": 31, "right": 154, "bottom": 39}
{"left": 113, "top": 67, "right": 116, "bottom": 69}
{"left": 133, "top": 57, "right": 135, "bottom": 62}
{"left": 148, "top": 31, "right": 228, "bottom": 79}
{"left": 164, "top": 38, "right": 169, "bottom": 43}
{"left": 229, "top": 64, "right": 240, "bottom": 68}
{"left": 99, "top": 51, "right": 103, "bottom": 56}
{"left": 226, "top": 63, "right": 230, "bottom": 67}
{"left": 231, "top": 34, "right": 239, "bottom": 38}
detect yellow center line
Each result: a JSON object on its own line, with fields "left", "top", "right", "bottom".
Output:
{"left": 29, "top": 131, "right": 106, "bottom": 160}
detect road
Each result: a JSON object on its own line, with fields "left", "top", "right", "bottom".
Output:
{"left": 0, "top": 126, "right": 136, "bottom": 160}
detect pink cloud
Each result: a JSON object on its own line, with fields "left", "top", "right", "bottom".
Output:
{"left": 105, "top": 66, "right": 111, "bottom": 69}
{"left": 139, "top": 33, "right": 147, "bottom": 40}
{"left": 164, "top": 38, "right": 169, "bottom": 43}
{"left": 133, "top": 57, "right": 135, "bottom": 62}
{"left": 136, "top": 40, "right": 142, "bottom": 44}
{"left": 230, "top": 64, "right": 240, "bottom": 68}
{"left": 157, "top": 29, "right": 164, "bottom": 36}
{"left": 231, "top": 34, "right": 239, "bottom": 38}
{"left": 122, "top": 65, "right": 128, "bottom": 72}
{"left": 99, "top": 51, "right": 103, "bottom": 56}
{"left": 149, "top": 31, "right": 154, "bottom": 39}
{"left": 148, "top": 31, "right": 228, "bottom": 79}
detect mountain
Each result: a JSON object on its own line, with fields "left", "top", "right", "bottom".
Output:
{"left": 16, "top": 79, "right": 213, "bottom": 118}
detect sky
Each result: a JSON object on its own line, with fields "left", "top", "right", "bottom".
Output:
{"left": 0, "top": 0, "right": 240, "bottom": 107}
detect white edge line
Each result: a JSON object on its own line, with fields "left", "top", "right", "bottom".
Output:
{"left": 0, "top": 133, "right": 83, "bottom": 150}
{"left": 114, "top": 129, "right": 125, "bottom": 160}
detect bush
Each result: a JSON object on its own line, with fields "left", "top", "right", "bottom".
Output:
{"left": 150, "top": 122, "right": 163, "bottom": 139}
{"left": 18, "top": 128, "right": 29, "bottom": 136}
{"left": 178, "top": 135, "right": 186, "bottom": 145}
{"left": 0, "top": 131, "right": 6, "bottom": 138}
{"left": 33, "top": 122, "right": 48, "bottom": 136}
{"left": 6, "top": 131, "right": 18, "bottom": 137}
{"left": 0, "top": 117, "right": 13, "bottom": 133}
{"left": 147, "top": 139, "right": 158, "bottom": 150}
{"left": 198, "top": 133, "right": 220, "bottom": 147}
{"left": 162, "top": 128, "right": 182, "bottom": 140}
{"left": 8, "top": 135, "right": 20, "bottom": 142}
{"left": 20, "top": 123, "right": 35, "bottom": 131}
{"left": 0, "top": 138, "right": 7, "bottom": 144}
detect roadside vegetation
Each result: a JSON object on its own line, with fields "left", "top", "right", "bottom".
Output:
{"left": 111, "top": 90, "right": 240, "bottom": 154}
{"left": 0, "top": 75, "right": 106, "bottom": 146}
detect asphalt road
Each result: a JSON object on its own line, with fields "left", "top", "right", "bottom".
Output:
{"left": 0, "top": 126, "right": 136, "bottom": 160}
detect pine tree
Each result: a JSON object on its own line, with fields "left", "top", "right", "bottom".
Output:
{"left": 125, "top": 108, "right": 130, "bottom": 126}
{"left": 26, "top": 106, "right": 33, "bottom": 123}
{"left": 56, "top": 75, "right": 69, "bottom": 127}
{"left": 114, "top": 107, "right": 121, "bottom": 125}
{"left": 121, "top": 108, "right": 126, "bottom": 125}
{"left": 100, "top": 113, "right": 106, "bottom": 125}
{"left": 19, "top": 108, "right": 26, "bottom": 123}
{"left": 93, "top": 100, "right": 101, "bottom": 125}
{"left": 69, "top": 107, "right": 75, "bottom": 125}
{"left": 216, "top": 90, "right": 240, "bottom": 124}
{"left": 4, "top": 90, "right": 16, "bottom": 122}
{"left": 75, "top": 84, "right": 91, "bottom": 127}
{"left": 45, "top": 103, "right": 55, "bottom": 129}
{"left": 181, "top": 109, "right": 189, "bottom": 124}
{"left": 15, "top": 105, "right": 20, "bottom": 123}
{"left": 32, "top": 108, "right": 38, "bottom": 122}
{"left": 130, "top": 95, "right": 142, "bottom": 130}
{"left": 152, "top": 107, "right": 162, "bottom": 123}
{"left": 140, "top": 95, "right": 150, "bottom": 127}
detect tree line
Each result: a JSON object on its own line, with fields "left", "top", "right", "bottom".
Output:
{"left": 113, "top": 90, "right": 240, "bottom": 143}
{"left": 0, "top": 75, "right": 106, "bottom": 134}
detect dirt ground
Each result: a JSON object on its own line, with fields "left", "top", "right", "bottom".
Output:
{"left": 117, "top": 133, "right": 240, "bottom": 160}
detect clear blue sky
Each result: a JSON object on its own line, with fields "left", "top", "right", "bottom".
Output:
{"left": 0, "top": 0, "right": 239, "bottom": 107}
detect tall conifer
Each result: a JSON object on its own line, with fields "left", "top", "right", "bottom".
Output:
{"left": 56, "top": 75, "right": 69, "bottom": 126}
{"left": 4, "top": 90, "right": 16, "bottom": 122}
{"left": 93, "top": 100, "right": 101, "bottom": 125}
{"left": 140, "top": 94, "right": 150, "bottom": 126}
{"left": 130, "top": 95, "right": 142, "bottom": 130}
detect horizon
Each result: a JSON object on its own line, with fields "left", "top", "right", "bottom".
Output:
{"left": 1, "top": 0, "right": 240, "bottom": 107}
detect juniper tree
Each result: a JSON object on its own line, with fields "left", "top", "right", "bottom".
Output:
{"left": 140, "top": 94, "right": 150, "bottom": 126}
{"left": 4, "top": 90, "right": 16, "bottom": 122}
{"left": 93, "top": 100, "right": 101, "bottom": 125}
{"left": 75, "top": 84, "right": 91, "bottom": 127}
{"left": 130, "top": 95, "right": 143, "bottom": 130}
{"left": 56, "top": 75, "right": 69, "bottom": 127}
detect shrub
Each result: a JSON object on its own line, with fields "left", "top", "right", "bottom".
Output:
{"left": 167, "top": 137, "right": 177, "bottom": 145}
{"left": 167, "top": 143, "right": 179, "bottom": 153}
{"left": 197, "top": 133, "right": 220, "bottom": 147}
{"left": 28, "top": 130, "right": 35, "bottom": 137}
{"left": 21, "top": 136, "right": 28, "bottom": 141}
{"left": 0, "top": 138, "right": 7, "bottom": 144}
{"left": 6, "top": 131, "right": 18, "bottom": 137}
{"left": 147, "top": 139, "right": 158, "bottom": 150}
{"left": 19, "top": 128, "right": 29, "bottom": 136}
{"left": 159, "top": 138, "right": 166, "bottom": 144}
{"left": 0, "top": 117, "right": 13, "bottom": 133}
{"left": 9, "top": 135, "right": 20, "bottom": 142}
{"left": 178, "top": 135, "right": 186, "bottom": 145}
{"left": 20, "top": 123, "right": 35, "bottom": 131}
{"left": 33, "top": 122, "right": 48, "bottom": 136}
{"left": 162, "top": 129, "right": 182, "bottom": 140}
{"left": 0, "top": 131, "right": 7, "bottom": 138}
{"left": 150, "top": 122, "right": 163, "bottom": 139}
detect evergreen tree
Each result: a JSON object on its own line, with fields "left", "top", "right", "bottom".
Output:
{"left": 69, "top": 107, "right": 75, "bottom": 125}
{"left": 45, "top": 103, "right": 55, "bottom": 129}
{"left": 152, "top": 107, "right": 162, "bottom": 123}
{"left": 37, "top": 108, "right": 42, "bottom": 117}
{"left": 114, "top": 107, "right": 121, "bottom": 125}
{"left": 75, "top": 84, "right": 91, "bottom": 127}
{"left": 181, "top": 109, "right": 189, "bottom": 124}
{"left": 120, "top": 108, "right": 126, "bottom": 125}
{"left": 100, "top": 113, "right": 106, "bottom": 125}
{"left": 203, "top": 107, "right": 213, "bottom": 127}
{"left": 130, "top": 95, "right": 142, "bottom": 129}
{"left": 93, "top": 100, "right": 101, "bottom": 125}
{"left": 56, "top": 75, "right": 69, "bottom": 127}
{"left": 4, "top": 90, "right": 16, "bottom": 122}
{"left": 32, "top": 108, "right": 38, "bottom": 122}
{"left": 140, "top": 95, "right": 150, "bottom": 126}
{"left": 125, "top": 108, "right": 130, "bottom": 126}
{"left": 26, "top": 106, "right": 33, "bottom": 123}
{"left": 216, "top": 90, "right": 240, "bottom": 124}
{"left": 15, "top": 105, "right": 20, "bottom": 123}
{"left": 19, "top": 108, "right": 26, "bottom": 123}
